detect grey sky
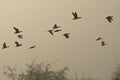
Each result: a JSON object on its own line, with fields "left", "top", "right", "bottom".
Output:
{"left": 0, "top": 0, "right": 120, "bottom": 80}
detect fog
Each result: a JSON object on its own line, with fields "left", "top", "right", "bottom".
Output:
{"left": 0, "top": 0, "right": 120, "bottom": 80}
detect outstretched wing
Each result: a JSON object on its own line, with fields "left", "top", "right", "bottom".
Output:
{"left": 3, "top": 42, "right": 6, "bottom": 46}
{"left": 75, "top": 12, "right": 78, "bottom": 17}
{"left": 72, "top": 12, "right": 76, "bottom": 17}
{"left": 29, "top": 45, "right": 36, "bottom": 49}
{"left": 48, "top": 30, "right": 53, "bottom": 35}
{"left": 13, "top": 27, "right": 19, "bottom": 31}
{"left": 54, "top": 29, "right": 62, "bottom": 32}
{"left": 96, "top": 37, "right": 102, "bottom": 41}
{"left": 107, "top": 18, "right": 112, "bottom": 22}
{"left": 15, "top": 41, "right": 19, "bottom": 45}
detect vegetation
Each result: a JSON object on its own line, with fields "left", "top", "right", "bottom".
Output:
{"left": 112, "top": 65, "right": 120, "bottom": 80}
{"left": 3, "top": 60, "right": 70, "bottom": 80}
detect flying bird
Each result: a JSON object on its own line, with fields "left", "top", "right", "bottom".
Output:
{"left": 101, "top": 41, "right": 107, "bottom": 46}
{"left": 63, "top": 33, "right": 70, "bottom": 39}
{"left": 96, "top": 37, "right": 103, "bottom": 41}
{"left": 48, "top": 29, "right": 54, "bottom": 35}
{"left": 17, "top": 35, "right": 23, "bottom": 39}
{"left": 29, "top": 45, "right": 36, "bottom": 49}
{"left": 106, "top": 16, "right": 113, "bottom": 23}
{"left": 72, "top": 12, "right": 81, "bottom": 20}
{"left": 2, "top": 42, "right": 9, "bottom": 49}
{"left": 53, "top": 24, "right": 60, "bottom": 29}
{"left": 54, "top": 29, "right": 62, "bottom": 32}
{"left": 15, "top": 41, "right": 22, "bottom": 47}
{"left": 13, "top": 27, "right": 22, "bottom": 34}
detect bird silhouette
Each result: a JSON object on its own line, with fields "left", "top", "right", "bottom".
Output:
{"left": 48, "top": 29, "right": 54, "bottom": 35}
{"left": 2, "top": 42, "right": 9, "bottom": 49}
{"left": 101, "top": 41, "right": 107, "bottom": 46}
{"left": 72, "top": 12, "right": 81, "bottom": 20}
{"left": 106, "top": 16, "right": 113, "bottom": 23}
{"left": 54, "top": 29, "right": 62, "bottom": 32}
{"left": 15, "top": 41, "right": 22, "bottom": 47}
{"left": 96, "top": 37, "right": 103, "bottom": 41}
{"left": 17, "top": 35, "right": 23, "bottom": 39}
{"left": 29, "top": 45, "right": 36, "bottom": 49}
{"left": 63, "top": 33, "right": 70, "bottom": 39}
{"left": 53, "top": 24, "right": 60, "bottom": 29}
{"left": 13, "top": 27, "right": 22, "bottom": 34}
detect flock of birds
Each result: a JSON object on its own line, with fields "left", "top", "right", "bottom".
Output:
{"left": 97, "top": 15, "right": 113, "bottom": 46}
{"left": 48, "top": 12, "right": 113, "bottom": 47}
{"left": 2, "top": 27, "right": 36, "bottom": 49}
{"left": 1, "top": 12, "right": 113, "bottom": 49}
{"left": 48, "top": 24, "right": 70, "bottom": 39}
{"left": 96, "top": 37, "right": 107, "bottom": 46}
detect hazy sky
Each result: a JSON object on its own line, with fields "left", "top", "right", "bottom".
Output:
{"left": 0, "top": 0, "right": 120, "bottom": 80}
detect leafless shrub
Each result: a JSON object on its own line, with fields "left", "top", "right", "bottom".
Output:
{"left": 3, "top": 60, "right": 69, "bottom": 80}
